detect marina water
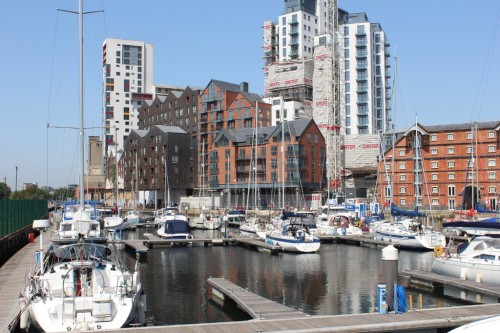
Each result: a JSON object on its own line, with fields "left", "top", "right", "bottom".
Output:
{"left": 120, "top": 227, "right": 469, "bottom": 327}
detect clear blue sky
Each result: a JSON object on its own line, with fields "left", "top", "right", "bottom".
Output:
{"left": 1, "top": 0, "right": 499, "bottom": 189}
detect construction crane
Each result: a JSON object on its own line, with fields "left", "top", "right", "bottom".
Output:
{"left": 326, "top": 0, "right": 343, "bottom": 203}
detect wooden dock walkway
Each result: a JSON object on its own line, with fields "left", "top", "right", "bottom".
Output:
{"left": 207, "top": 277, "right": 308, "bottom": 320}
{"left": 0, "top": 229, "right": 52, "bottom": 332}
{"left": 143, "top": 233, "right": 235, "bottom": 247}
{"left": 121, "top": 239, "right": 149, "bottom": 260}
{"left": 400, "top": 269, "right": 500, "bottom": 299}
{"left": 233, "top": 237, "right": 283, "bottom": 254}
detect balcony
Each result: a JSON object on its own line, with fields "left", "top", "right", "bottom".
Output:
{"left": 355, "top": 29, "right": 366, "bottom": 36}
{"left": 356, "top": 75, "right": 368, "bottom": 81}
{"left": 356, "top": 63, "right": 367, "bottom": 70}
{"left": 209, "top": 167, "right": 219, "bottom": 175}
{"left": 355, "top": 52, "right": 367, "bottom": 58}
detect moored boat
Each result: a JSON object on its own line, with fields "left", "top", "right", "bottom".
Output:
{"left": 432, "top": 235, "right": 500, "bottom": 285}
{"left": 157, "top": 218, "right": 193, "bottom": 240}
{"left": 265, "top": 222, "right": 320, "bottom": 253}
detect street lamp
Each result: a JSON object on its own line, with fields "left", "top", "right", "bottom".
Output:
{"left": 15, "top": 166, "right": 18, "bottom": 192}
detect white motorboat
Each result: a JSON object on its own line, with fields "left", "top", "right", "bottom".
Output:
{"left": 154, "top": 207, "right": 189, "bottom": 225}
{"left": 370, "top": 217, "right": 446, "bottom": 250}
{"left": 124, "top": 210, "right": 144, "bottom": 226}
{"left": 316, "top": 216, "right": 362, "bottom": 236}
{"left": 223, "top": 210, "right": 247, "bottom": 227}
{"left": 104, "top": 215, "right": 128, "bottom": 231}
{"left": 190, "top": 210, "right": 223, "bottom": 230}
{"left": 316, "top": 205, "right": 354, "bottom": 225}
{"left": 448, "top": 315, "right": 500, "bottom": 332}
{"left": 265, "top": 222, "right": 321, "bottom": 253}
{"left": 432, "top": 236, "right": 500, "bottom": 285}
{"left": 52, "top": 201, "right": 107, "bottom": 250}
{"left": 157, "top": 218, "right": 193, "bottom": 240}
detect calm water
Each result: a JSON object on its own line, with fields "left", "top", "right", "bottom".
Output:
{"left": 120, "top": 227, "right": 471, "bottom": 327}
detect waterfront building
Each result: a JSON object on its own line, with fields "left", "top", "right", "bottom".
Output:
{"left": 377, "top": 121, "right": 500, "bottom": 213}
{"left": 83, "top": 136, "right": 106, "bottom": 202}
{"left": 263, "top": 1, "right": 391, "bottom": 203}
{"left": 197, "top": 80, "right": 272, "bottom": 194}
{"left": 122, "top": 125, "right": 192, "bottom": 208}
{"left": 211, "top": 118, "right": 326, "bottom": 209}
{"left": 102, "top": 38, "right": 154, "bottom": 152}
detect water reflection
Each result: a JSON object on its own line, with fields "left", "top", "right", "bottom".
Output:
{"left": 119, "top": 228, "right": 470, "bottom": 326}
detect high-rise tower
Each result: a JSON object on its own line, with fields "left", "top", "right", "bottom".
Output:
{"left": 102, "top": 38, "right": 154, "bottom": 153}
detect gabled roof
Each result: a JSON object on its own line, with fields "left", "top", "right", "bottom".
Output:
{"left": 154, "top": 125, "right": 187, "bottom": 134}
{"left": 209, "top": 79, "right": 241, "bottom": 92}
{"left": 240, "top": 91, "right": 265, "bottom": 105}
{"left": 421, "top": 120, "right": 500, "bottom": 133}
{"left": 214, "top": 119, "right": 315, "bottom": 145}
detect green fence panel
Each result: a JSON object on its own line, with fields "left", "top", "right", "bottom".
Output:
{"left": 0, "top": 200, "right": 48, "bottom": 239}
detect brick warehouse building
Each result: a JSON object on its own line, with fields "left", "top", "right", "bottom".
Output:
{"left": 210, "top": 118, "right": 326, "bottom": 209}
{"left": 378, "top": 121, "right": 500, "bottom": 213}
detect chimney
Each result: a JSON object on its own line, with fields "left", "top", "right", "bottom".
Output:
{"left": 240, "top": 81, "right": 249, "bottom": 92}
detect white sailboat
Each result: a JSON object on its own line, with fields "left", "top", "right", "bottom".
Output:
{"left": 264, "top": 104, "right": 321, "bottom": 253}
{"left": 191, "top": 139, "right": 223, "bottom": 230}
{"left": 104, "top": 146, "right": 127, "bottom": 231}
{"left": 370, "top": 116, "right": 446, "bottom": 250}
{"left": 20, "top": 1, "right": 145, "bottom": 330}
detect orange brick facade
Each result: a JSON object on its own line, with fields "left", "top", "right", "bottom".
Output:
{"left": 378, "top": 122, "right": 500, "bottom": 212}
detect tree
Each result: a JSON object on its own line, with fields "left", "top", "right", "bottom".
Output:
{"left": 11, "top": 185, "right": 50, "bottom": 200}
{"left": 52, "top": 187, "right": 76, "bottom": 202}
{"left": 0, "top": 182, "right": 11, "bottom": 200}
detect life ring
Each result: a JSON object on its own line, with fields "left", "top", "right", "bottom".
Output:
{"left": 434, "top": 245, "right": 444, "bottom": 257}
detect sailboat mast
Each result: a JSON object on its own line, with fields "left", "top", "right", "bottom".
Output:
{"left": 281, "top": 101, "right": 285, "bottom": 209}
{"left": 78, "top": 0, "right": 85, "bottom": 208}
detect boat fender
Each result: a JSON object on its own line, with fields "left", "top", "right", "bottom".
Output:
{"left": 434, "top": 245, "right": 444, "bottom": 258}
{"left": 18, "top": 296, "right": 30, "bottom": 330}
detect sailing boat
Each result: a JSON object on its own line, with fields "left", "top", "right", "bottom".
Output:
{"left": 20, "top": 1, "right": 145, "bottom": 331}
{"left": 370, "top": 117, "right": 446, "bottom": 250}
{"left": 104, "top": 146, "right": 128, "bottom": 231}
{"left": 264, "top": 104, "right": 320, "bottom": 253}
{"left": 191, "top": 139, "right": 223, "bottom": 230}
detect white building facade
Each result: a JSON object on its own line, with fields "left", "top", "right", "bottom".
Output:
{"left": 263, "top": 2, "right": 391, "bottom": 136}
{"left": 102, "top": 38, "right": 154, "bottom": 153}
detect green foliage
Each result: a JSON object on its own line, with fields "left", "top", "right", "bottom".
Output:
{"left": 0, "top": 182, "right": 12, "bottom": 200}
{"left": 11, "top": 185, "right": 50, "bottom": 200}
{"left": 51, "top": 187, "right": 75, "bottom": 201}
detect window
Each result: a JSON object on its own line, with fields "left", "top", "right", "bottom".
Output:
{"left": 431, "top": 162, "right": 438, "bottom": 168}
{"left": 467, "top": 146, "right": 473, "bottom": 153}
{"left": 400, "top": 174, "right": 406, "bottom": 181}
{"left": 488, "top": 145, "right": 496, "bottom": 152}
{"left": 447, "top": 161, "right": 455, "bottom": 168}
{"left": 399, "top": 149, "right": 405, "bottom": 156}
{"left": 488, "top": 159, "right": 496, "bottom": 167}
{"left": 400, "top": 199, "right": 406, "bottom": 205}
{"left": 467, "top": 132, "right": 473, "bottom": 140}
{"left": 384, "top": 163, "right": 391, "bottom": 170}
{"left": 399, "top": 162, "right": 406, "bottom": 170}
{"left": 489, "top": 186, "right": 496, "bottom": 194}
{"left": 430, "top": 135, "right": 437, "bottom": 141}
{"left": 447, "top": 133, "right": 454, "bottom": 140}
{"left": 489, "top": 172, "right": 496, "bottom": 179}
{"left": 384, "top": 185, "right": 391, "bottom": 197}
{"left": 448, "top": 186, "right": 455, "bottom": 196}
{"left": 488, "top": 131, "right": 495, "bottom": 138}
{"left": 447, "top": 147, "right": 455, "bottom": 154}
{"left": 448, "top": 199, "right": 456, "bottom": 210}
{"left": 432, "top": 198, "right": 439, "bottom": 206}
{"left": 448, "top": 173, "right": 455, "bottom": 180}
{"left": 431, "top": 148, "right": 438, "bottom": 155}
{"left": 468, "top": 172, "right": 474, "bottom": 179}
{"left": 399, "top": 187, "right": 406, "bottom": 193}
{"left": 432, "top": 187, "right": 439, "bottom": 194}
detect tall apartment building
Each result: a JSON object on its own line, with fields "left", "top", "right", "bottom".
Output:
{"left": 264, "top": 2, "right": 391, "bottom": 136}
{"left": 102, "top": 38, "right": 154, "bottom": 152}
{"left": 197, "top": 80, "right": 272, "bottom": 192}
{"left": 378, "top": 121, "right": 500, "bottom": 213}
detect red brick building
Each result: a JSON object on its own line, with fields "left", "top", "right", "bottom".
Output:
{"left": 378, "top": 121, "right": 500, "bottom": 213}
{"left": 211, "top": 118, "right": 326, "bottom": 209}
